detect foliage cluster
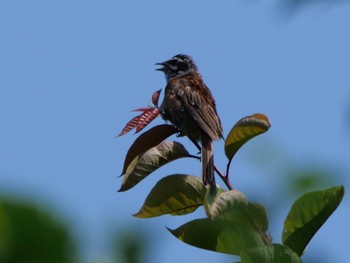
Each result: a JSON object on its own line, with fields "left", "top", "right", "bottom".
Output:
{"left": 118, "top": 91, "right": 344, "bottom": 262}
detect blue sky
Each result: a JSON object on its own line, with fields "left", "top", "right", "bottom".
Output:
{"left": 1, "top": 1, "right": 349, "bottom": 262}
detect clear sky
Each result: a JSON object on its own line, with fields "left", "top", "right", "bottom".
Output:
{"left": 1, "top": 1, "right": 349, "bottom": 263}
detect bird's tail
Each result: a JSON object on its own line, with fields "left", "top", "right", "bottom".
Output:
{"left": 201, "top": 132, "right": 216, "bottom": 191}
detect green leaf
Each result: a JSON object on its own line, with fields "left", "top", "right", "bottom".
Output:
{"left": 134, "top": 174, "right": 206, "bottom": 218}
{"left": 0, "top": 199, "right": 75, "bottom": 263}
{"left": 169, "top": 207, "right": 266, "bottom": 255}
{"left": 247, "top": 202, "right": 269, "bottom": 233}
{"left": 282, "top": 185, "right": 344, "bottom": 256}
{"left": 240, "top": 244, "right": 301, "bottom": 263}
{"left": 121, "top": 124, "right": 177, "bottom": 175}
{"left": 225, "top": 113, "right": 271, "bottom": 161}
{"left": 119, "top": 141, "right": 192, "bottom": 192}
{"left": 204, "top": 189, "right": 248, "bottom": 219}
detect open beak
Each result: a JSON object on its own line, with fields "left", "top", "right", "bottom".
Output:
{"left": 155, "top": 62, "right": 166, "bottom": 71}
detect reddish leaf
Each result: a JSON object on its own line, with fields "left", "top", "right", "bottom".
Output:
{"left": 152, "top": 89, "right": 161, "bottom": 107}
{"left": 135, "top": 108, "right": 160, "bottom": 133}
{"left": 132, "top": 107, "right": 152, "bottom": 112}
{"left": 121, "top": 124, "right": 178, "bottom": 175}
{"left": 117, "top": 90, "right": 162, "bottom": 137}
{"left": 117, "top": 115, "right": 140, "bottom": 137}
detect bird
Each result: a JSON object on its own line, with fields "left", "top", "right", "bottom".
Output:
{"left": 156, "top": 54, "right": 223, "bottom": 190}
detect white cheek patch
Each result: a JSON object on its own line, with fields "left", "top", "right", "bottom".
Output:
{"left": 169, "top": 64, "right": 178, "bottom": 71}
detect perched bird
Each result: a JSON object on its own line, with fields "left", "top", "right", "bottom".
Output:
{"left": 156, "top": 54, "right": 223, "bottom": 189}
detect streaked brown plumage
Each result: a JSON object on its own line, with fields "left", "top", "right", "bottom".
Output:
{"left": 156, "top": 54, "right": 223, "bottom": 188}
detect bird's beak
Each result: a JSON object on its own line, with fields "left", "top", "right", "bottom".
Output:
{"left": 155, "top": 62, "right": 166, "bottom": 71}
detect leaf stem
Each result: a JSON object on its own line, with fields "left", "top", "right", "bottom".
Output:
{"left": 226, "top": 159, "right": 232, "bottom": 180}
{"left": 214, "top": 165, "right": 233, "bottom": 190}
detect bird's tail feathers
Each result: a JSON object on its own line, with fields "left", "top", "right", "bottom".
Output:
{"left": 201, "top": 133, "right": 216, "bottom": 191}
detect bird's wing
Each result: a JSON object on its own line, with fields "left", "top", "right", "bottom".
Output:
{"left": 177, "top": 81, "right": 222, "bottom": 141}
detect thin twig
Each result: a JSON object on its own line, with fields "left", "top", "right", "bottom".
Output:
{"left": 226, "top": 159, "right": 232, "bottom": 180}
{"left": 214, "top": 165, "right": 233, "bottom": 190}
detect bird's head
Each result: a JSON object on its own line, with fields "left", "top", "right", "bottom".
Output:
{"left": 156, "top": 54, "right": 197, "bottom": 82}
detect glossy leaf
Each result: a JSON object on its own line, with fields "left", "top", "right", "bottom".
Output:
{"left": 134, "top": 174, "right": 206, "bottom": 218}
{"left": 240, "top": 244, "right": 301, "bottom": 263}
{"left": 118, "top": 141, "right": 192, "bottom": 192}
{"left": 282, "top": 185, "right": 344, "bottom": 256}
{"left": 169, "top": 208, "right": 266, "bottom": 255}
{"left": 225, "top": 113, "right": 271, "bottom": 161}
{"left": 121, "top": 124, "right": 177, "bottom": 175}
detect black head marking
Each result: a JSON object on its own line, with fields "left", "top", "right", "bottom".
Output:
{"left": 156, "top": 54, "right": 198, "bottom": 82}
